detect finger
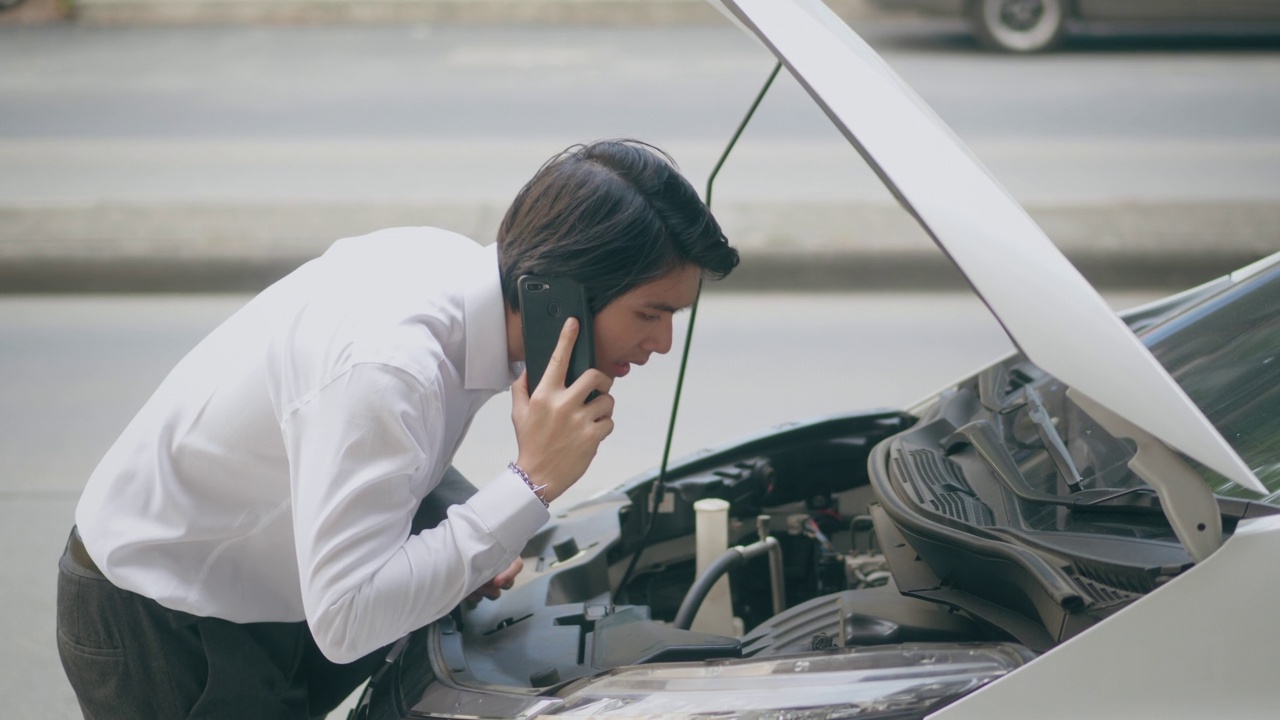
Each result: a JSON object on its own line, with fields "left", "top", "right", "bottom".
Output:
{"left": 593, "top": 416, "right": 616, "bottom": 441}
{"left": 510, "top": 370, "right": 530, "bottom": 422}
{"left": 585, "top": 392, "right": 615, "bottom": 422}
{"left": 592, "top": 370, "right": 614, "bottom": 395}
{"left": 539, "top": 317, "right": 579, "bottom": 392}
{"left": 568, "top": 368, "right": 613, "bottom": 404}
{"left": 495, "top": 558, "right": 524, "bottom": 587}
{"left": 511, "top": 370, "right": 530, "bottom": 405}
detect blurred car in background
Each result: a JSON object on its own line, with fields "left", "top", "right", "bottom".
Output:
{"left": 869, "top": 0, "right": 1280, "bottom": 52}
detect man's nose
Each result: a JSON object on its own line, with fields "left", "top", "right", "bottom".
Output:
{"left": 644, "top": 317, "right": 674, "bottom": 355}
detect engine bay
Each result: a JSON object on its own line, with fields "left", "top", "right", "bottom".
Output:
{"left": 359, "top": 386, "right": 1266, "bottom": 718}
{"left": 428, "top": 410, "right": 1017, "bottom": 693}
{"left": 416, "top": 360, "right": 1279, "bottom": 700}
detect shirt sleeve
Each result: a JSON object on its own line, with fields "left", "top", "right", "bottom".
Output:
{"left": 282, "top": 362, "right": 549, "bottom": 663}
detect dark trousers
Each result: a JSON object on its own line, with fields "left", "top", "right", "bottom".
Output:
{"left": 58, "top": 467, "right": 477, "bottom": 720}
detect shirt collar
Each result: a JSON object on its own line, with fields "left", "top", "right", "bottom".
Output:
{"left": 462, "top": 243, "right": 518, "bottom": 392}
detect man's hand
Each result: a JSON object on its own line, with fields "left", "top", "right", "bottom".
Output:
{"left": 511, "top": 318, "right": 615, "bottom": 503}
{"left": 465, "top": 558, "right": 524, "bottom": 608}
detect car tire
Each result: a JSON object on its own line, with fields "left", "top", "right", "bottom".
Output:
{"left": 968, "top": 0, "right": 1067, "bottom": 53}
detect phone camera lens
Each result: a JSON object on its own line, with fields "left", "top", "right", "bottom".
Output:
{"left": 525, "top": 282, "right": 547, "bottom": 292}
{"left": 547, "top": 302, "right": 560, "bottom": 317}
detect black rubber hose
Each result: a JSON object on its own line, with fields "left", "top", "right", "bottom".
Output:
{"left": 672, "top": 549, "right": 744, "bottom": 631}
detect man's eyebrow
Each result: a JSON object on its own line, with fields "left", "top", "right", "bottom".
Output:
{"left": 645, "top": 302, "right": 685, "bottom": 314}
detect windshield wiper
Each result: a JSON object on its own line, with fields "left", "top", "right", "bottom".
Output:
{"left": 974, "top": 375, "right": 1084, "bottom": 494}
{"left": 942, "top": 419, "right": 1164, "bottom": 510}
{"left": 1022, "top": 386, "right": 1084, "bottom": 492}
{"left": 940, "top": 414, "right": 1269, "bottom": 528}
{"left": 944, "top": 420, "right": 1095, "bottom": 507}
{"left": 977, "top": 363, "right": 1007, "bottom": 412}
{"left": 1066, "top": 389, "right": 1223, "bottom": 562}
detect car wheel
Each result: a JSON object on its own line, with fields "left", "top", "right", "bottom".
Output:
{"left": 968, "top": 0, "right": 1067, "bottom": 53}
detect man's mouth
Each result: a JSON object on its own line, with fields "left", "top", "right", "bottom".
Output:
{"left": 611, "top": 362, "right": 632, "bottom": 377}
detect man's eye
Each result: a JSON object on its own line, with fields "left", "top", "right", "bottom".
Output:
{"left": 639, "top": 313, "right": 660, "bottom": 322}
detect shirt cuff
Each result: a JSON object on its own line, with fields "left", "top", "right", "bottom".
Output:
{"left": 464, "top": 469, "right": 551, "bottom": 554}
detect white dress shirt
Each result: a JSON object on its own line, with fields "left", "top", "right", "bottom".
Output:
{"left": 76, "top": 227, "right": 549, "bottom": 663}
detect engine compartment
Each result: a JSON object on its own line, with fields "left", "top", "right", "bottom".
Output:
{"left": 432, "top": 410, "right": 1013, "bottom": 693}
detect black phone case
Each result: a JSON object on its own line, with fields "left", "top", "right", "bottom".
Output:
{"left": 519, "top": 275, "right": 595, "bottom": 393}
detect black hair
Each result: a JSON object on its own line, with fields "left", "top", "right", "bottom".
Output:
{"left": 497, "top": 139, "right": 739, "bottom": 314}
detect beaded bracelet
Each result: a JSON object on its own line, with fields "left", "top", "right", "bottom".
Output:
{"left": 508, "top": 461, "right": 549, "bottom": 508}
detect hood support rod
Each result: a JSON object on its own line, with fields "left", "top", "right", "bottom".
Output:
{"left": 614, "top": 61, "right": 783, "bottom": 604}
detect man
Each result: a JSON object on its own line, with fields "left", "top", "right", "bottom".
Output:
{"left": 57, "top": 139, "right": 739, "bottom": 718}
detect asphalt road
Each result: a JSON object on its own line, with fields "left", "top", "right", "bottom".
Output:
{"left": 3, "top": 20, "right": 1279, "bottom": 203}
{"left": 4, "top": 20, "right": 1280, "bottom": 141}
{"left": 1, "top": 20, "right": 1279, "bottom": 293}
{"left": 3, "top": 289, "right": 1172, "bottom": 717}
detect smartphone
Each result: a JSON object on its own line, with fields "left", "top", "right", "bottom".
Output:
{"left": 519, "top": 275, "right": 595, "bottom": 394}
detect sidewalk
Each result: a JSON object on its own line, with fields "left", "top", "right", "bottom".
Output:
{"left": 3, "top": 198, "right": 1275, "bottom": 293}
{"left": 1, "top": 136, "right": 1276, "bottom": 293}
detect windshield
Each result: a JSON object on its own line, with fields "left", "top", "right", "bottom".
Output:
{"left": 1141, "top": 263, "right": 1280, "bottom": 502}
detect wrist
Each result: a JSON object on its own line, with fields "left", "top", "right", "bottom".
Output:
{"left": 508, "top": 461, "right": 550, "bottom": 508}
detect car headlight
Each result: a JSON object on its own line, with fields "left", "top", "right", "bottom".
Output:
{"left": 537, "top": 643, "right": 1034, "bottom": 719}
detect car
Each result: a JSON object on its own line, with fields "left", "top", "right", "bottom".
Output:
{"left": 352, "top": 0, "right": 1280, "bottom": 717}
{"left": 867, "top": 0, "right": 1280, "bottom": 53}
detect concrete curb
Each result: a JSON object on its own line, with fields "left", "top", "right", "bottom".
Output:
{"left": 3, "top": 200, "right": 1276, "bottom": 292}
{"left": 2, "top": 250, "right": 1262, "bottom": 294}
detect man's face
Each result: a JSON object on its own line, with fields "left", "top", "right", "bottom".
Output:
{"left": 593, "top": 264, "right": 701, "bottom": 379}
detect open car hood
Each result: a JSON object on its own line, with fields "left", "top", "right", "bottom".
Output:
{"left": 708, "top": 0, "right": 1265, "bottom": 513}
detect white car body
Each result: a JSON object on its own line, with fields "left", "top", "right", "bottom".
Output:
{"left": 714, "top": 0, "right": 1277, "bottom": 714}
